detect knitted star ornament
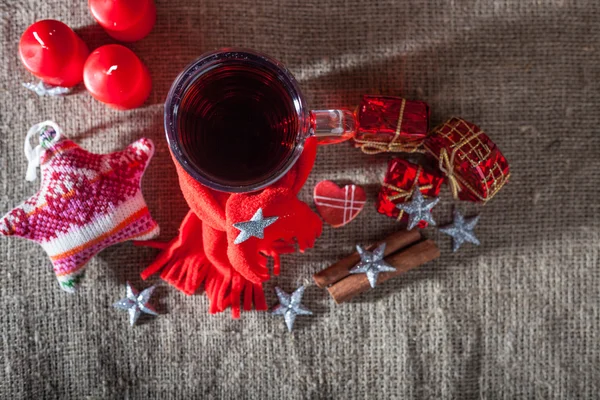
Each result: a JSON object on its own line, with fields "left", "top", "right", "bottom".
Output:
{"left": 139, "top": 137, "right": 322, "bottom": 318}
{"left": 0, "top": 121, "right": 159, "bottom": 292}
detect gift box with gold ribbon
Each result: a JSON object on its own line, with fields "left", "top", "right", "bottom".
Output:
{"left": 354, "top": 95, "right": 430, "bottom": 154}
{"left": 424, "top": 118, "right": 510, "bottom": 203}
{"left": 377, "top": 158, "right": 445, "bottom": 228}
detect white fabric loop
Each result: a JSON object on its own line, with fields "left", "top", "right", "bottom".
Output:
{"left": 24, "top": 121, "right": 62, "bottom": 182}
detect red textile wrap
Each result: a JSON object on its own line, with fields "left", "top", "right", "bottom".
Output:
{"left": 139, "top": 138, "right": 322, "bottom": 318}
{"left": 377, "top": 158, "right": 445, "bottom": 228}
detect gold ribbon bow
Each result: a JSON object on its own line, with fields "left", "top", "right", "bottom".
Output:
{"left": 438, "top": 148, "right": 461, "bottom": 200}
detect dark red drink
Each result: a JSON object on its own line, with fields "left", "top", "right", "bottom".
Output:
{"left": 165, "top": 50, "right": 356, "bottom": 193}
{"left": 176, "top": 63, "right": 298, "bottom": 187}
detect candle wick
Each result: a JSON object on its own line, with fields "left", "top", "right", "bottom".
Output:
{"left": 32, "top": 32, "right": 48, "bottom": 49}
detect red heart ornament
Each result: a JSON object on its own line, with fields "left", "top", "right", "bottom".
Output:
{"left": 313, "top": 181, "right": 366, "bottom": 228}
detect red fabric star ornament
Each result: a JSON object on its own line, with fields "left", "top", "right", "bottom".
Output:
{"left": 0, "top": 122, "right": 159, "bottom": 292}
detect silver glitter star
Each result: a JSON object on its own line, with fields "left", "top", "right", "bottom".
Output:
{"left": 439, "top": 210, "right": 480, "bottom": 252}
{"left": 395, "top": 188, "right": 440, "bottom": 230}
{"left": 349, "top": 243, "right": 397, "bottom": 288}
{"left": 23, "top": 81, "right": 72, "bottom": 96}
{"left": 233, "top": 208, "right": 278, "bottom": 244}
{"left": 113, "top": 282, "right": 159, "bottom": 326}
{"left": 272, "top": 286, "right": 312, "bottom": 332}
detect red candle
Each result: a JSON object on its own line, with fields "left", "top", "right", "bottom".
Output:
{"left": 19, "top": 20, "right": 90, "bottom": 87}
{"left": 89, "top": 0, "right": 156, "bottom": 42}
{"left": 83, "top": 44, "right": 152, "bottom": 110}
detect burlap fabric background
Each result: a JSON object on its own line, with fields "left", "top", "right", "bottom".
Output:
{"left": 1, "top": 0, "right": 599, "bottom": 398}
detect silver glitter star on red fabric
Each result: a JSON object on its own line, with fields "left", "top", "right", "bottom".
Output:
{"left": 233, "top": 208, "right": 278, "bottom": 244}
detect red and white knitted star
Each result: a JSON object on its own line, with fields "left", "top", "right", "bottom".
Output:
{"left": 1, "top": 122, "right": 159, "bottom": 292}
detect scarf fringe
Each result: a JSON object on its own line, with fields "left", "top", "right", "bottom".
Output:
{"left": 136, "top": 213, "right": 273, "bottom": 318}
{"left": 137, "top": 138, "right": 322, "bottom": 318}
{"left": 137, "top": 235, "right": 313, "bottom": 318}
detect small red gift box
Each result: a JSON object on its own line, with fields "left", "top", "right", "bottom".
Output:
{"left": 377, "top": 158, "right": 445, "bottom": 228}
{"left": 424, "top": 118, "right": 510, "bottom": 203}
{"left": 354, "top": 95, "right": 430, "bottom": 154}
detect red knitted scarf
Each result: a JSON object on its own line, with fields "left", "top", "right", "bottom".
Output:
{"left": 139, "top": 137, "right": 322, "bottom": 318}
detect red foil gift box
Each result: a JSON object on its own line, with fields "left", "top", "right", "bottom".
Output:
{"left": 354, "top": 95, "right": 430, "bottom": 154}
{"left": 424, "top": 118, "right": 510, "bottom": 203}
{"left": 377, "top": 158, "right": 445, "bottom": 228}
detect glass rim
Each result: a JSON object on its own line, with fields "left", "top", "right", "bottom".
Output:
{"left": 164, "top": 48, "right": 310, "bottom": 193}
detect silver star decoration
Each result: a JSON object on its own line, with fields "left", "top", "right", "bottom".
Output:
{"left": 23, "top": 81, "right": 72, "bottom": 96}
{"left": 349, "top": 243, "right": 396, "bottom": 288}
{"left": 439, "top": 210, "right": 480, "bottom": 252}
{"left": 233, "top": 208, "right": 278, "bottom": 244}
{"left": 272, "top": 286, "right": 312, "bottom": 332}
{"left": 395, "top": 188, "right": 440, "bottom": 230}
{"left": 113, "top": 282, "right": 159, "bottom": 326}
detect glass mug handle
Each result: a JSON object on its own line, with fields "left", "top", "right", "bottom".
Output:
{"left": 309, "top": 109, "right": 357, "bottom": 145}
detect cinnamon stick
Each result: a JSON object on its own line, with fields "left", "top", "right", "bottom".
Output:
{"left": 326, "top": 239, "right": 440, "bottom": 304}
{"left": 313, "top": 229, "right": 422, "bottom": 288}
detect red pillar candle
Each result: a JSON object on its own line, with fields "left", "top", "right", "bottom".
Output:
{"left": 19, "top": 20, "right": 90, "bottom": 87}
{"left": 89, "top": 0, "right": 156, "bottom": 42}
{"left": 83, "top": 44, "right": 152, "bottom": 110}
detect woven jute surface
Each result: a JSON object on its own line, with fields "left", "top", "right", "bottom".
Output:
{"left": 1, "top": 1, "right": 599, "bottom": 398}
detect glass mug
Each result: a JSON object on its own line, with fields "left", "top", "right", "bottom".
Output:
{"left": 165, "top": 49, "right": 356, "bottom": 193}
